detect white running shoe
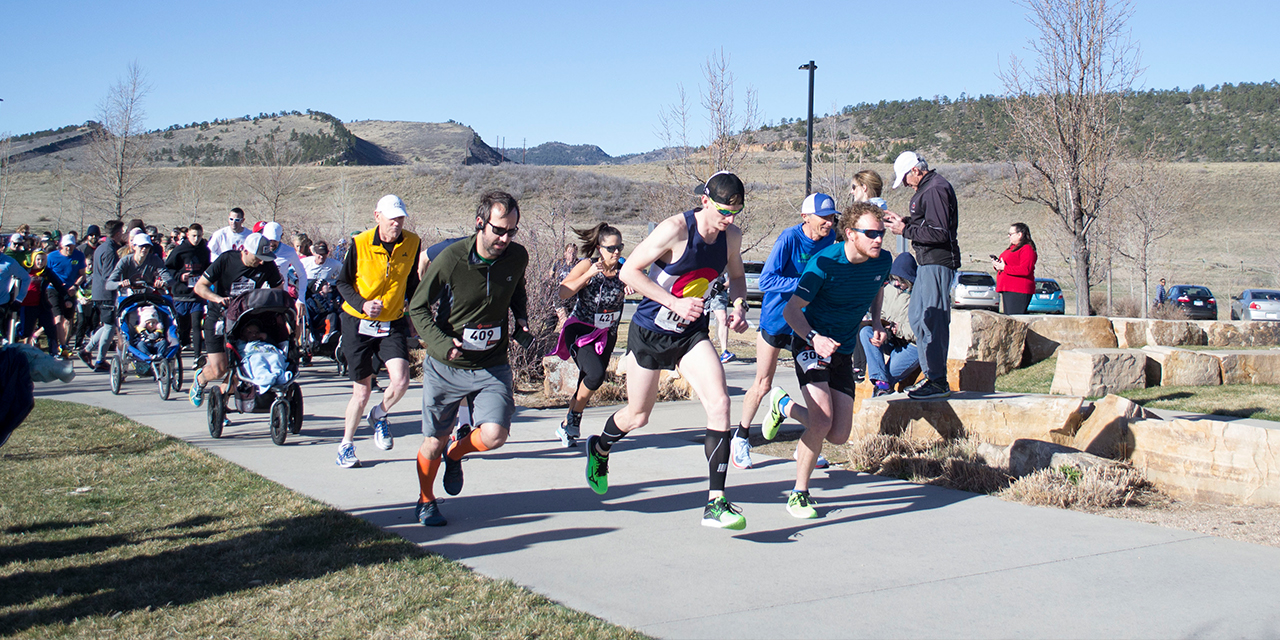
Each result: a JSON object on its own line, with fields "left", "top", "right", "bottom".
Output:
{"left": 731, "top": 436, "right": 753, "bottom": 469}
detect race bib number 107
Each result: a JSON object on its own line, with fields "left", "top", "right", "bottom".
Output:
{"left": 654, "top": 307, "right": 690, "bottom": 333}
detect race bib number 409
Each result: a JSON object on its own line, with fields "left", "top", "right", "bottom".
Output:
{"left": 462, "top": 325, "right": 502, "bottom": 351}
{"left": 796, "top": 349, "right": 831, "bottom": 373}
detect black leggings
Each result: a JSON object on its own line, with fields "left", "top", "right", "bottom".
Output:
{"left": 568, "top": 323, "right": 618, "bottom": 392}
{"left": 1002, "top": 291, "right": 1032, "bottom": 315}
{"left": 74, "top": 302, "right": 99, "bottom": 346}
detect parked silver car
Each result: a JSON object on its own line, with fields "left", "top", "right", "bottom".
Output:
{"left": 951, "top": 271, "right": 999, "bottom": 312}
{"left": 1231, "top": 289, "right": 1280, "bottom": 321}
{"left": 744, "top": 261, "right": 764, "bottom": 302}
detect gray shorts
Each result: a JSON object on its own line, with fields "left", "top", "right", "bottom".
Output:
{"left": 706, "top": 290, "right": 730, "bottom": 313}
{"left": 421, "top": 356, "right": 515, "bottom": 438}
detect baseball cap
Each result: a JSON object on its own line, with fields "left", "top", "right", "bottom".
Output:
{"left": 376, "top": 194, "right": 408, "bottom": 219}
{"left": 252, "top": 221, "right": 266, "bottom": 234}
{"left": 86, "top": 224, "right": 101, "bottom": 236}
{"left": 61, "top": 234, "right": 76, "bottom": 247}
{"left": 262, "top": 221, "right": 284, "bottom": 242}
{"left": 892, "top": 151, "right": 922, "bottom": 189}
{"left": 801, "top": 193, "right": 839, "bottom": 217}
{"left": 9, "top": 233, "right": 21, "bottom": 244}
{"left": 131, "top": 233, "right": 153, "bottom": 247}
{"left": 314, "top": 241, "right": 329, "bottom": 254}
{"left": 693, "top": 171, "right": 745, "bottom": 207}
{"left": 243, "top": 233, "right": 277, "bottom": 261}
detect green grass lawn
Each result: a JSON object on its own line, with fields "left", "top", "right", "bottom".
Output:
{"left": 0, "top": 400, "right": 646, "bottom": 639}
{"left": 994, "top": 354, "right": 1280, "bottom": 422}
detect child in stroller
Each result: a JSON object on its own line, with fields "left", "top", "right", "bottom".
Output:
{"left": 302, "top": 279, "right": 344, "bottom": 373}
{"left": 108, "top": 293, "right": 183, "bottom": 399}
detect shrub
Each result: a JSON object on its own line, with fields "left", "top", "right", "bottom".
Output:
{"left": 1000, "top": 463, "right": 1154, "bottom": 508}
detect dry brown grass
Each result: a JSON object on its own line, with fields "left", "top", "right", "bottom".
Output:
{"left": 1000, "top": 464, "right": 1156, "bottom": 509}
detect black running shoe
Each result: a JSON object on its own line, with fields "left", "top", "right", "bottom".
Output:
{"left": 77, "top": 350, "right": 94, "bottom": 368}
{"left": 442, "top": 452, "right": 464, "bottom": 496}
{"left": 908, "top": 379, "right": 952, "bottom": 400}
{"left": 416, "top": 498, "right": 447, "bottom": 527}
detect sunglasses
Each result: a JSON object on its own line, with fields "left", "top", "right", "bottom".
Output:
{"left": 711, "top": 202, "right": 742, "bottom": 217}
{"left": 229, "top": 218, "right": 244, "bottom": 223}
{"left": 852, "top": 228, "right": 886, "bottom": 239}
{"left": 486, "top": 222, "right": 518, "bottom": 238}
{"left": 599, "top": 244, "right": 624, "bottom": 253}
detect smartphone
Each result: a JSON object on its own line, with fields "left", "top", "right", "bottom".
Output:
{"left": 989, "top": 254, "right": 999, "bottom": 261}
{"left": 513, "top": 325, "right": 533, "bottom": 348}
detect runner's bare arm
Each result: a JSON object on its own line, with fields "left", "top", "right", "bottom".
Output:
{"left": 558, "top": 258, "right": 598, "bottom": 299}
{"left": 620, "top": 214, "right": 702, "bottom": 320}
{"left": 783, "top": 293, "right": 840, "bottom": 358}
{"left": 869, "top": 286, "right": 887, "bottom": 347}
{"left": 193, "top": 276, "right": 223, "bottom": 305}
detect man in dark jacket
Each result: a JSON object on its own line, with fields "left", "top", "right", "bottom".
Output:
{"left": 884, "top": 151, "right": 960, "bottom": 400}
{"left": 166, "top": 223, "right": 211, "bottom": 365}
{"left": 80, "top": 221, "right": 126, "bottom": 371}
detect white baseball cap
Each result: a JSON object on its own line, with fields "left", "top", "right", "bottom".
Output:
{"left": 892, "top": 151, "right": 922, "bottom": 189}
{"left": 375, "top": 194, "right": 407, "bottom": 219}
{"left": 262, "top": 221, "right": 284, "bottom": 242}
{"left": 131, "top": 233, "right": 153, "bottom": 247}
{"left": 243, "top": 233, "right": 277, "bottom": 261}
{"left": 61, "top": 234, "right": 76, "bottom": 247}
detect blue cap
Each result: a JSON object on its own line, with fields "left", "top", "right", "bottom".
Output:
{"left": 801, "top": 193, "right": 839, "bottom": 216}
{"left": 890, "top": 252, "right": 918, "bottom": 284}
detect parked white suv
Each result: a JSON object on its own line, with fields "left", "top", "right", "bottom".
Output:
{"left": 951, "top": 271, "right": 999, "bottom": 312}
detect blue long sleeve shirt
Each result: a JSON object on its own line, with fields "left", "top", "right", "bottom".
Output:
{"left": 758, "top": 223, "right": 836, "bottom": 336}
{"left": 0, "top": 253, "right": 32, "bottom": 305}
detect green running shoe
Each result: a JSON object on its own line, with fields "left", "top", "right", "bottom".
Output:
{"left": 787, "top": 490, "right": 819, "bottom": 519}
{"left": 585, "top": 435, "right": 609, "bottom": 495}
{"left": 701, "top": 497, "right": 746, "bottom": 530}
{"left": 762, "top": 387, "right": 789, "bottom": 441}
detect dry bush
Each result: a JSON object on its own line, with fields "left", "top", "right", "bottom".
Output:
{"left": 843, "top": 434, "right": 919, "bottom": 471}
{"left": 1107, "top": 295, "right": 1143, "bottom": 318}
{"left": 846, "top": 435, "right": 1013, "bottom": 495}
{"left": 1000, "top": 463, "right": 1154, "bottom": 509}
{"left": 1149, "top": 302, "right": 1191, "bottom": 320}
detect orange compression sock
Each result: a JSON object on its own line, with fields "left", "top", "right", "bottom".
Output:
{"left": 417, "top": 450, "right": 441, "bottom": 502}
{"left": 446, "top": 428, "right": 491, "bottom": 461}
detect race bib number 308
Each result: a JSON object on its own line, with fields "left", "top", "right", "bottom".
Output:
{"left": 462, "top": 325, "right": 502, "bottom": 351}
{"left": 796, "top": 349, "right": 831, "bottom": 373}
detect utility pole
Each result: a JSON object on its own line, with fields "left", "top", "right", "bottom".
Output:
{"left": 799, "top": 60, "right": 817, "bottom": 195}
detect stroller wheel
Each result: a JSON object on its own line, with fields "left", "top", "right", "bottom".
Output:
{"left": 156, "top": 359, "right": 172, "bottom": 400}
{"left": 269, "top": 398, "right": 290, "bottom": 446}
{"left": 287, "top": 384, "right": 303, "bottom": 434}
{"left": 173, "top": 355, "right": 184, "bottom": 392}
{"left": 207, "top": 387, "right": 225, "bottom": 438}
{"left": 109, "top": 355, "right": 124, "bottom": 395}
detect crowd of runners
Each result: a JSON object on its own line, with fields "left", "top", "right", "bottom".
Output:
{"left": 2, "top": 150, "right": 962, "bottom": 532}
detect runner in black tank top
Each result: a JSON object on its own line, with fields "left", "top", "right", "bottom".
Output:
{"left": 582, "top": 172, "right": 753, "bottom": 531}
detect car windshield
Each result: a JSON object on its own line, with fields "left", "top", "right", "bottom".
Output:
{"left": 1181, "top": 287, "right": 1211, "bottom": 297}
{"left": 958, "top": 274, "right": 995, "bottom": 286}
{"left": 743, "top": 262, "right": 763, "bottom": 275}
{"left": 1035, "top": 280, "right": 1060, "bottom": 294}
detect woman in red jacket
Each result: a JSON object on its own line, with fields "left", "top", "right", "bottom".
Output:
{"left": 993, "top": 222, "right": 1037, "bottom": 315}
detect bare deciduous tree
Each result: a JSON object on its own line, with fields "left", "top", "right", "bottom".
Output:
{"left": 242, "top": 136, "right": 304, "bottom": 222}
{"left": 998, "top": 0, "right": 1143, "bottom": 315}
{"left": 175, "top": 164, "right": 208, "bottom": 224}
{"left": 329, "top": 172, "right": 357, "bottom": 237}
{"left": 1111, "top": 163, "right": 1188, "bottom": 317}
{"left": 0, "top": 132, "right": 13, "bottom": 230}
{"left": 82, "top": 62, "right": 153, "bottom": 221}
{"left": 655, "top": 49, "right": 774, "bottom": 249}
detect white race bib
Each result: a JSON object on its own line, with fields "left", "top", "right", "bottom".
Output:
{"left": 230, "top": 277, "right": 255, "bottom": 296}
{"left": 796, "top": 349, "right": 831, "bottom": 373}
{"left": 461, "top": 325, "right": 502, "bottom": 351}
{"left": 358, "top": 319, "right": 390, "bottom": 338}
{"left": 593, "top": 310, "right": 621, "bottom": 329}
{"left": 654, "top": 307, "right": 691, "bottom": 333}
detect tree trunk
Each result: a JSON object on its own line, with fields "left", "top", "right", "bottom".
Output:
{"left": 1073, "top": 240, "right": 1092, "bottom": 316}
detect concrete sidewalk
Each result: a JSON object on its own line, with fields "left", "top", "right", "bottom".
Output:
{"left": 34, "top": 360, "right": 1280, "bottom": 639}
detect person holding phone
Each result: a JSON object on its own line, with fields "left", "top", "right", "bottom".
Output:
{"left": 552, "top": 223, "right": 628, "bottom": 448}
{"left": 406, "top": 191, "right": 529, "bottom": 527}
{"left": 993, "top": 222, "right": 1037, "bottom": 315}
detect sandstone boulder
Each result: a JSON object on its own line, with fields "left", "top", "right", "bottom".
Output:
{"left": 543, "top": 356, "right": 581, "bottom": 397}
{"left": 1023, "top": 316, "right": 1119, "bottom": 365}
{"left": 948, "top": 310, "right": 1028, "bottom": 376}
{"left": 978, "top": 439, "right": 1122, "bottom": 477}
{"left": 1243, "top": 321, "right": 1280, "bottom": 347}
{"left": 1142, "top": 346, "right": 1221, "bottom": 386}
{"left": 1206, "top": 322, "right": 1245, "bottom": 347}
{"left": 1049, "top": 349, "right": 1147, "bottom": 397}
{"left": 1111, "top": 318, "right": 1148, "bottom": 349}
{"left": 1073, "top": 394, "right": 1148, "bottom": 458}
{"left": 1212, "top": 350, "right": 1280, "bottom": 385}
{"left": 1147, "top": 320, "right": 1206, "bottom": 346}
{"left": 852, "top": 393, "right": 1085, "bottom": 446}
{"left": 1128, "top": 417, "right": 1280, "bottom": 505}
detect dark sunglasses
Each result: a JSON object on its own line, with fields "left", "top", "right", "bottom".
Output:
{"left": 852, "top": 228, "right": 886, "bottom": 239}
{"left": 486, "top": 222, "right": 518, "bottom": 238}
{"left": 599, "top": 244, "right": 624, "bottom": 253}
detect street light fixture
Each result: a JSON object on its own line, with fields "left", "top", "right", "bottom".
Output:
{"left": 798, "top": 60, "right": 816, "bottom": 196}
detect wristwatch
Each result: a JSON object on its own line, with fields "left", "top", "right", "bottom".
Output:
{"left": 806, "top": 329, "right": 818, "bottom": 342}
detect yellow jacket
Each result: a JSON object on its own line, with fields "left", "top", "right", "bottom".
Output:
{"left": 339, "top": 228, "right": 421, "bottom": 322}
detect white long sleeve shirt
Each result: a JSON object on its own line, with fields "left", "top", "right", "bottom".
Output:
{"left": 272, "top": 243, "right": 308, "bottom": 306}
{"left": 208, "top": 226, "right": 251, "bottom": 260}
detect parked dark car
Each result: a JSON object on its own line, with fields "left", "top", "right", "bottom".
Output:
{"left": 1168, "top": 284, "right": 1218, "bottom": 320}
{"left": 1231, "top": 289, "right": 1280, "bottom": 321}
{"left": 743, "top": 261, "right": 764, "bottom": 302}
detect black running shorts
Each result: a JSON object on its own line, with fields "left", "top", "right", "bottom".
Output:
{"left": 341, "top": 313, "right": 411, "bottom": 382}
{"left": 628, "top": 322, "right": 710, "bottom": 371}
{"left": 790, "top": 335, "right": 857, "bottom": 398}
{"left": 759, "top": 328, "right": 792, "bottom": 351}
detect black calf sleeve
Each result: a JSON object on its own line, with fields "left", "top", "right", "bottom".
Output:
{"left": 705, "top": 429, "right": 731, "bottom": 492}
{"left": 598, "top": 413, "right": 626, "bottom": 452}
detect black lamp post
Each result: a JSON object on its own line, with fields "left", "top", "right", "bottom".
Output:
{"left": 799, "top": 60, "right": 816, "bottom": 195}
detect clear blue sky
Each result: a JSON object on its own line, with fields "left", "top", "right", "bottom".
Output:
{"left": 2, "top": 0, "right": 1276, "bottom": 156}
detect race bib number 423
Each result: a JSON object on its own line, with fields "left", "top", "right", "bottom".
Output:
{"left": 358, "top": 319, "right": 391, "bottom": 338}
{"left": 462, "top": 325, "right": 502, "bottom": 351}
